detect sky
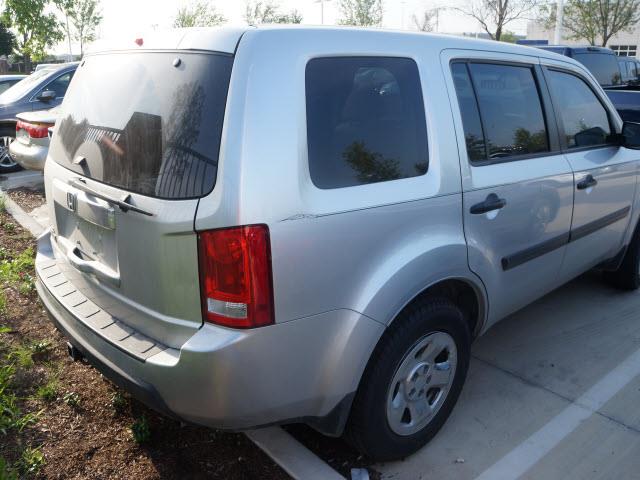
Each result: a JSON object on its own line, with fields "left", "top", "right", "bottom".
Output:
{"left": 54, "top": 0, "right": 531, "bottom": 56}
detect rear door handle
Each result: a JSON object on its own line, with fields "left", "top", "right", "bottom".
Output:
{"left": 470, "top": 193, "right": 507, "bottom": 215}
{"left": 577, "top": 174, "right": 598, "bottom": 190}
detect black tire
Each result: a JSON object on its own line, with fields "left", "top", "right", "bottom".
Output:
{"left": 0, "top": 125, "right": 21, "bottom": 174}
{"left": 604, "top": 223, "right": 640, "bottom": 290}
{"left": 345, "top": 297, "right": 471, "bottom": 461}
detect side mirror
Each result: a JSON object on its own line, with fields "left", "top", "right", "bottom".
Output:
{"left": 622, "top": 121, "right": 640, "bottom": 149}
{"left": 36, "top": 90, "right": 56, "bottom": 102}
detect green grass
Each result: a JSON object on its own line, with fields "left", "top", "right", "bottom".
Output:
{"left": 131, "top": 415, "right": 150, "bottom": 444}
{"left": 0, "top": 363, "right": 39, "bottom": 435}
{"left": 0, "top": 456, "right": 18, "bottom": 480}
{"left": 18, "top": 447, "right": 44, "bottom": 476}
{"left": 0, "top": 196, "right": 6, "bottom": 214}
{"left": 0, "top": 248, "right": 36, "bottom": 297}
{"left": 36, "top": 379, "right": 58, "bottom": 403}
{"left": 62, "top": 391, "right": 80, "bottom": 408}
{"left": 110, "top": 391, "right": 128, "bottom": 414}
{"left": 7, "top": 345, "right": 33, "bottom": 369}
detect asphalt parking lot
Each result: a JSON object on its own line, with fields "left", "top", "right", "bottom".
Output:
{"left": 3, "top": 170, "right": 640, "bottom": 480}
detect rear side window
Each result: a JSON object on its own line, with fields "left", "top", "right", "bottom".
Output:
{"left": 50, "top": 52, "right": 233, "bottom": 199}
{"left": 452, "top": 62, "right": 549, "bottom": 162}
{"left": 546, "top": 70, "right": 611, "bottom": 148}
{"left": 305, "top": 57, "right": 428, "bottom": 189}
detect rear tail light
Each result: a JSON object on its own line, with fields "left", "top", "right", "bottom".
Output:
{"left": 16, "top": 120, "right": 52, "bottom": 139}
{"left": 198, "top": 225, "right": 274, "bottom": 328}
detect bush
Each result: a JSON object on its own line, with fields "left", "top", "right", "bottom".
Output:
{"left": 131, "top": 415, "right": 151, "bottom": 444}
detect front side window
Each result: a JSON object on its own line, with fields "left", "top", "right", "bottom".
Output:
{"left": 39, "top": 71, "right": 74, "bottom": 98}
{"left": 305, "top": 57, "right": 428, "bottom": 189}
{"left": 546, "top": 70, "right": 611, "bottom": 149}
{"left": 452, "top": 62, "right": 549, "bottom": 162}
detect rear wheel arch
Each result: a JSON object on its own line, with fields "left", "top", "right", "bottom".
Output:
{"left": 388, "top": 277, "right": 487, "bottom": 340}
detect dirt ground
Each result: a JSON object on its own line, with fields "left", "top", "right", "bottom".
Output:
{"left": 6, "top": 188, "right": 46, "bottom": 213}
{"left": 0, "top": 208, "right": 291, "bottom": 479}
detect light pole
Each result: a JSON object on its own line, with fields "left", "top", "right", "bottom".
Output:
{"left": 314, "top": 0, "right": 332, "bottom": 25}
{"left": 553, "top": 0, "right": 564, "bottom": 44}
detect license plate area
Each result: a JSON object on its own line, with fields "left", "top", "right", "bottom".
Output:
{"left": 52, "top": 180, "right": 119, "bottom": 275}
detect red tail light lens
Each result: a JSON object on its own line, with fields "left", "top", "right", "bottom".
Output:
{"left": 198, "top": 225, "right": 274, "bottom": 328}
{"left": 16, "top": 120, "right": 52, "bottom": 139}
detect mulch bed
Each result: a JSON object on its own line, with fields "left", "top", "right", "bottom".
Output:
{"left": 6, "top": 187, "right": 46, "bottom": 213}
{"left": 0, "top": 210, "right": 290, "bottom": 479}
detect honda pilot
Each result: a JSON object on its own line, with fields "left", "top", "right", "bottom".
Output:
{"left": 36, "top": 26, "right": 640, "bottom": 460}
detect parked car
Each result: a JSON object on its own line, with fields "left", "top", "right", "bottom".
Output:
{"left": 537, "top": 45, "right": 640, "bottom": 122}
{"left": 0, "top": 74, "right": 27, "bottom": 94}
{"left": 618, "top": 56, "right": 640, "bottom": 86}
{"left": 9, "top": 107, "right": 59, "bottom": 170}
{"left": 0, "top": 63, "right": 77, "bottom": 173}
{"left": 36, "top": 27, "right": 640, "bottom": 461}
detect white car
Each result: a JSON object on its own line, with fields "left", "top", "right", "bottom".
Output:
{"left": 9, "top": 108, "right": 59, "bottom": 170}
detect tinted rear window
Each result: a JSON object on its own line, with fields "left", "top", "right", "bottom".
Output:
{"left": 573, "top": 53, "right": 621, "bottom": 86}
{"left": 50, "top": 52, "right": 233, "bottom": 199}
{"left": 305, "top": 57, "right": 428, "bottom": 189}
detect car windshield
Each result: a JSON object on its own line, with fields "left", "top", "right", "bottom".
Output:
{"left": 573, "top": 53, "right": 621, "bottom": 86}
{"left": 0, "top": 68, "right": 56, "bottom": 104}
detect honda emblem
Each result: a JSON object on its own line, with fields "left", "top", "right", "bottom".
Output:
{"left": 67, "top": 192, "right": 77, "bottom": 212}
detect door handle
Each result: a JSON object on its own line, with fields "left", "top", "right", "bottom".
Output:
{"left": 577, "top": 174, "right": 598, "bottom": 190}
{"left": 470, "top": 193, "right": 507, "bottom": 215}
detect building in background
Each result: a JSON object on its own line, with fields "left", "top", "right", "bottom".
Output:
{"left": 527, "top": 20, "right": 640, "bottom": 57}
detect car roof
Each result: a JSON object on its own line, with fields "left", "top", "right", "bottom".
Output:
{"left": 85, "top": 25, "right": 583, "bottom": 66}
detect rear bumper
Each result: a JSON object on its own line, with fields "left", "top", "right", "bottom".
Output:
{"left": 9, "top": 140, "right": 47, "bottom": 170}
{"left": 36, "top": 230, "right": 384, "bottom": 434}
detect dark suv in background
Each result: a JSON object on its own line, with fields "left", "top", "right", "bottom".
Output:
{"left": 0, "top": 62, "right": 77, "bottom": 173}
{"left": 536, "top": 45, "right": 640, "bottom": 122}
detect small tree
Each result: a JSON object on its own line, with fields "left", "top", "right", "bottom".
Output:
{"left": 500, "top": 30, "right": 518, "bottom": 42}
{"left": 57, "top": 0, "right": 103, "bottom": 57}
{"left": 338, "top": 0, "right": 383, "bottom": 26}
{"left": 538, "top": 0, "right": 640, "bottom": 46}
{"left": 0, "top": 21, "right": 15, "bottom": 57}
{"left": 174, "top": 1, "right": 226, "bottom": 28}
{"left": 244, "top": 1, "right": 302, "bottom": 24}
{"left": 3, "top": 0, "right": 64, "bottom": 70}
{"left": 412, "top": 9, "right": 437, "bottom": 31}
{"left": 457, "top": 0, "right": 540, "bottom": 41}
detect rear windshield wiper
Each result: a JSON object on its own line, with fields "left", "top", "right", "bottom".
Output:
{"left": 69, "top": 178, "right": 154, "bottom": 216}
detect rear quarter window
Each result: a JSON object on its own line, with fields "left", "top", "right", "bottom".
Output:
{"left": 305, "top": 57, "right": 428, "bottom": 189}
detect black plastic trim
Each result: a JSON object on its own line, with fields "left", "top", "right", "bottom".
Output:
{"left": 502, "top": 206, "right": 631, "bottom": 271}
{"left": 502, "top": 232, "right": 570, "bottom": 271}
{"left": 569, "top": 206, "right": 631, "bottom": 242}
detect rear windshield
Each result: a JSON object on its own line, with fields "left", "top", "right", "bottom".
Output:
{"left": 50, "top": 52, "right": 233, "bottom": 199}
{"left": 573, "top": 53, "right": 621, "bottom": 86}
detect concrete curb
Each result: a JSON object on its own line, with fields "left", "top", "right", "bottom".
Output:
{"left": 246, "top": 427, "right": 346, "bottom": 480}
{"left": 0, "top": 184, "right": 346, "bottom": 480}
{"left": 1, "top": 189, "right": 45, "bottom": 237}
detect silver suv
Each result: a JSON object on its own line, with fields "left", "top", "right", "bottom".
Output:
{"left": 36, "top": 26, "right": 640, "bottom": 460}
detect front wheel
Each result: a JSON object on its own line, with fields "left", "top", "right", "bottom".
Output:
{"left": 604, "top": 223, "right": 640, "bottom": 290}
{"left": 0, "top": 126, "right": 22, "bottom": 174}
{"left": 345, "top": 297, "right": 471, "bottom": 461}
